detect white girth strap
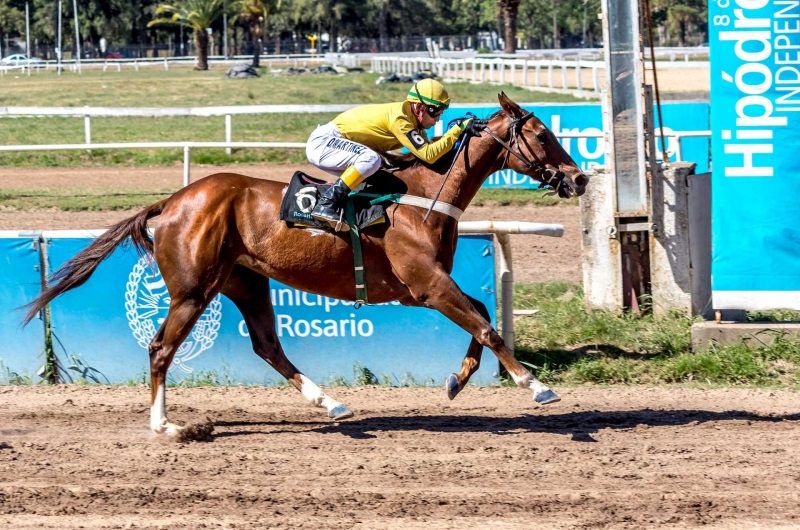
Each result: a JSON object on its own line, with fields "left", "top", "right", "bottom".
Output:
{"left": 395, "top": 195, "right": 464, "bottom": 221}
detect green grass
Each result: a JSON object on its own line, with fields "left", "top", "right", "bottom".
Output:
{"left": 0, "top": 68, "right": 586, "bottom": 108}
{"left": 0, "top": 186, "right": 575, "bottom": 212}
{"left": 513, "top": 282, "right": 800, "bottom": 387}
{"left": 0, "top": 188, "right": 176, "bottom": 211}
{"left": 473, "top": 187, "right": 578, "bottom": 207}
{"left": 0, "top": 69, "right": 587, "bottom": 168}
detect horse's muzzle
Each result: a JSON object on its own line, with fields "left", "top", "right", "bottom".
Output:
{"left": 554, "top": 171, "right": 589, "bottom": 198}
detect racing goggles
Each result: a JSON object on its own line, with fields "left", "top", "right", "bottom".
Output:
{"left": 425, "top": 104, "right": 447, "bottom": 118}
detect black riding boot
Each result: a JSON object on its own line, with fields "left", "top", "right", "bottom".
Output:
{"left": 311, "top": 178, "right": 351, "bottom": 224}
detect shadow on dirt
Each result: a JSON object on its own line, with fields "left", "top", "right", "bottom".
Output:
{"left": 212, "top": 409, "right": 800, "bottom": 442}
{"left": 315, "top": 409, "right": 800, "bottom": 442}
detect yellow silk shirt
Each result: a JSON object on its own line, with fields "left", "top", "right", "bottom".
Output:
{"left": 332, "top": 101, "right": 463, "bottom": 164}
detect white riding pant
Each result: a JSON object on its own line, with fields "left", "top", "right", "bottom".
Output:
{"left": 305, "top": 122, "right": 382, "bottom": 179}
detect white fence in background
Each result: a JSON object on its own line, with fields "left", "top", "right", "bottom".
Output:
{"left": 0, "top": 129, "right": 710, "bottom": 185}
{"left": 0, "top": 54, "right": 331, "bottom": 76}
{"left": 372, "top": 56, "right": 606, "bottom": 95}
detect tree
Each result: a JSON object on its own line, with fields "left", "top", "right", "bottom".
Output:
{"left": 293, "top": 0, "right": 347, "bottom": 54}
{"left": 148, "top": 0, "right": 224, "bottom": 69}
{"left": 653, "top": 0, "right": 707, "bottom": 47}
{"left": 0, "top": 2, "right": 25, "bottom": 57}
{"left": 235, "top": 0, "right": 280, "bottom": 66}
{"left": 496, "top": 0, "right": 520, "bottom": 53}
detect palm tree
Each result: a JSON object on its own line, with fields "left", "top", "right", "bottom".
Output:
{"left": 235, "top": 0, "right": 280, "bottom": 67}
{"left": 148, "top": 0, "right": 225, "bottom": 70}
{"left": 497, "top": 0, "right": 521, "bottom": 53}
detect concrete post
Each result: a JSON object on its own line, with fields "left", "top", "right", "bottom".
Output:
{"left": 581, "top": 166, "right": 623, "bottom": 310}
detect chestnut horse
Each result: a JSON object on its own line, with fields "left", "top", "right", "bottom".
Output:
{"left": 23, "top": 93, "right": 588, "bottom": 435}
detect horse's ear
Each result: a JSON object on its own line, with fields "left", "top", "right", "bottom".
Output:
{"left": 498, "top": 91, "right": 524, "bottom": 118}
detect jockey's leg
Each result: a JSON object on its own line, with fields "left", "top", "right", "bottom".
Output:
{"left": 311, "top": 153, "right": 382, "bottom": 224}
{"left": 305, "top": 123, "right": 382, "bottom": 224}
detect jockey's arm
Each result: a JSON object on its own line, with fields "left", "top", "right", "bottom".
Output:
{"left": 391, "top": 118, "right": 463, "bottom": 164}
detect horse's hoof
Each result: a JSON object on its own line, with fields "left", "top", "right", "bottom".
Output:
{"left": 445, "top": 374, "right": 461, "bottom": 400}
{"left": 164, "top": 423, "right": 184, "bottom": 435}
{"left": 329, "top": 404, "right": 354, "bottom": 421}
{"left": 534, "top": 389, "right": 561, "bottom": 405}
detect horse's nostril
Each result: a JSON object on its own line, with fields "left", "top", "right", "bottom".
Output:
{"left": 574, "top": 174, "right": 589, "bottom": 187}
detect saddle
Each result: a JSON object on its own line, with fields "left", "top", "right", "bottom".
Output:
{"left": 279, "top": 171, "right": 390, "bottom": 231}
{"left": 278, "top": 170, "right": 464, "bottom": 307}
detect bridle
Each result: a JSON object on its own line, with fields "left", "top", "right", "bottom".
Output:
{"left": 422, "top": 110, "right": 573, "bottom": 222}
{"left": 480, "top": 111, "right": 570, "bottom": 196}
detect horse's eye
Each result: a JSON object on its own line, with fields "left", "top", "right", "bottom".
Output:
{"left": 537, "top": 132, "right": 548, "bottom": 144}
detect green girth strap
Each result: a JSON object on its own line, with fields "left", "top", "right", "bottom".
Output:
{"left": 344, "top": 196, "right": 368, "bottom": 307}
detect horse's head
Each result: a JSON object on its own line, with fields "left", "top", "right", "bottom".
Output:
{"left": 489, "top": 92, "right": 589, "bottom": 198}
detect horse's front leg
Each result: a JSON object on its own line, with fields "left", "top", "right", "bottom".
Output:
{"left": 402, "top": 292, "right": 486, "bottom": 400}
{"left": 403, "top": 267, "right": 560, "bottom": 405}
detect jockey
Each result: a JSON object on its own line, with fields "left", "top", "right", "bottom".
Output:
{"left": 305, "top": 78, "right": 483, "bottom": 224}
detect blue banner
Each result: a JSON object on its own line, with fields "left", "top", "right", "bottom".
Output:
{"left": 44, "top": 233, "right": 497, "bottom": 385}
{"left": 434, "top": 102, "right": 710, "bottom": 188}
{"left": 0, "top": 233, "right": 45, "bottom": 383}
{"left": 710, "top": 0, "right": 800, "bottom": 309}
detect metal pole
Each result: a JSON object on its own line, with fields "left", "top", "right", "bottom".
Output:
{"left": 72, "top": 0, "right": 81, "bottom": 74}
{"left": 223, "top": 14, "right": 228, "bottom": 58}
{"left": 84, "top": 107, "right": 91, "bottom": 153}
{"left": 25, "top": 3, "right": 31, "bottom": 76}
{"left": 57, "top": 2, "right": 62, "bottom": 76}
{"left": 183, "top": 146, "right": 191, "bottom": 186}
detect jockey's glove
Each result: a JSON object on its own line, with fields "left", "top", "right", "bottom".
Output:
{"left": 459, "top": 118, "right": 489, "bottom": 137}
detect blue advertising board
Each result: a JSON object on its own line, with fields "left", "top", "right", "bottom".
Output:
{"left": 44, "top": 232, "right": 497, "bottom": 385}
{"left": 432, "top": 102, "right": 710, "bottom": 187}
{"left": 710, "top": 0, "right": 800, "bottom": 309}
{"left": 0, "top": 232, "right": 45, "bottom": 382}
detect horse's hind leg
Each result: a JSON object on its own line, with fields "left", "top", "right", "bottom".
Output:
{"left": 222, "top": 266, "right": 354, "bottom": 420}
{"left": 149, "top": 290, "right": 221, "bottom": 434}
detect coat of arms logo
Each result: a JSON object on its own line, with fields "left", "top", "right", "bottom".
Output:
{"left": 125, "top": 256, "right": 222, "bottom": 373}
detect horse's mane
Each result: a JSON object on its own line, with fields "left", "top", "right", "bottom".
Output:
{"left": 384, "top": 109, "right": 506, "bottom": 175}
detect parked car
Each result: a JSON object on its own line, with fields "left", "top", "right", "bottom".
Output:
{"left": 0, "top": 54, "right": 43, "bottom": 67}
{"left": 105, "top": 53, "right": 123, "bottom": 59}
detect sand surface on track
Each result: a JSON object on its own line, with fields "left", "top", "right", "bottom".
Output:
{"left": 1, "top": 386, "right": 799, "bottom": 529}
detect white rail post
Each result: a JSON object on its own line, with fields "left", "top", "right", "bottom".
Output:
{"left": 561, "top": 62, "right": 567, "bottom": 88}
{"left": 183, "top": 145, "right": 191, "bottom": 187}
{"left": 547, "top": 62, "right": 553, "bottom": 88}
{"left": 164, "top": 58, "right": 169, "bottom": 70}
{"left": 480, "top": 59, "right": 485, "bottom": 82}
{"left": 522, "top": 60, "right": 528, "bottom": 86}
{"left": 84, "top": 107, "right": 91, "bottom": 153}
{"left": 225, "top": 114, "right": 232, "bottom": 154}
{"left": 576, "top": 56, "right": 582, "bottom": 91}
{"left": 535, "top": 63, "right": 541, "bottom": 86}
{"left": 497, "top": 233, "right": 514, "bottom": 353}
{"left": 499, "top": 59, "right": 506, "bottom": 84}
{"left": 117, "top": 62, "right": 121, "bottom": 73}
{"left": 593, "top": 64, "right": 599, "bottom": 92}
{"left": 472, "top": 58, "right": 476, "bottom": 82}
{"left": 134, "top": 59, "right": 139, "bottom": 71}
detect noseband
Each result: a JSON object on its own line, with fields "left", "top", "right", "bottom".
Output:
{"left": 481, "top": 112, "right": 568, "bottom": 195}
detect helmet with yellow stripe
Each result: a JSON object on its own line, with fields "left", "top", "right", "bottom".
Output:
{"left": 407, "top": 79, "right": 450, "bottom": 117}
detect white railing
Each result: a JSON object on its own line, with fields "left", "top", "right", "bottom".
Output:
{"left": 0, "top": 54, "right": 333, "bottom": 76}
{"left": 0, "top": 130, "right": 710, "bottom": 187}
{"left": 372, "top": 56, "right": 606, "bottom": 96}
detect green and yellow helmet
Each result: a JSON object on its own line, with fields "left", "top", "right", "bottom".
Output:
{"left": 407, "top": 78, "right": 451, "bottom": 111}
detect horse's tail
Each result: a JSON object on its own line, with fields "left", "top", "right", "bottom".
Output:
{"left": 21, "top": 198, "right": 168, "bottom": 326}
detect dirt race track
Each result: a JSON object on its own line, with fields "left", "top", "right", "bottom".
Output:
{"left": 2, "top": 386, "right": 800, "bottom": 529}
